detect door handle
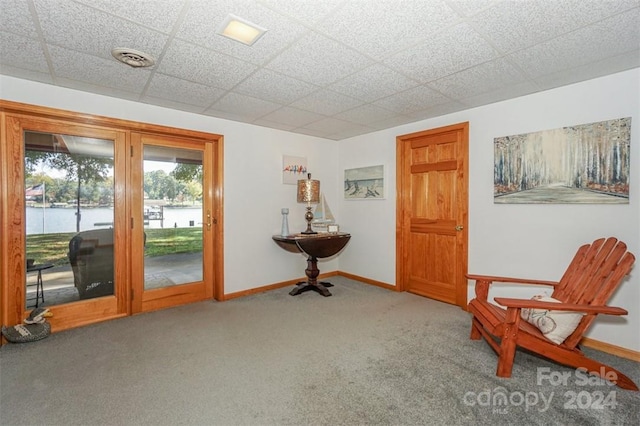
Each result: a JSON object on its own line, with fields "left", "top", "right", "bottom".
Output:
{"left": 455, "top": 225, "right": 463, "bottom": 231}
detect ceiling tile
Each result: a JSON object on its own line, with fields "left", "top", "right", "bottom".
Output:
{"left": 266, "top": 31, "right": 373, "bottom": 86}
{"left": 145, "top": 74, "right": 226, "bottom": 108}
{"left": 74, "top": 0, "right": 188, "bottom": 32}
{"left": 314, "top": 0, "right": 461, "bottom": 58}
{"left": 258, "top": 106, "right": 326, "bottom": 128}
{"left": 0, "top": 64, "right": 53, "bottom": 85}
{"left": 406, "top": 100, "right": 468, "bottom": 120}
{"left": 300, "top": 116, "right": 361, "bottom": 134}
{"left": 556, "top": 0, "right": 640, "bottom": 27}
{"left": 158, "top": 39, "right": 257, "bottom": 89}
{"left": 469, "top": 0, "right": 577, "bottom": 54}
{"left": 55, "top": 77, "right": 143, "bottom": 102}
{"left": 0, "top": 31, "right": 49, "bottom": 73}
{"left": 334, "top": 104, "right": 398, "bottom": 126}
{"left": 533, "top": 51, "right": 640, "bottom": 92}
{"left": 34, "top": 0, "right": 168, "bottom": 62}
{"left": 1, "top": 0, "right": 39, "bottom": 38}
{"left": 48, "top": 45, "right": 151, "bottom": 94}
{"left": 258, "top": 0, "right": 345, "bottom": 25}
{"left": 459, "top": 81, "right": 540, "bottom": 108}
{"left": 290, "top": 89, "right": 363, "bottom": 116}
{"left": 233, "top": 68, "right": 317, "bottom": 104}
{"left": 142, "top": 96, "right": 207, "bottom": 114}
{"left": 427, "top": 58, "right": 529, "bottom": 100}
{"left": 205, "top": 92, "right": 282, "bottom": 120}
{"left": 328, "top": 64, "right": 420, "bottom": 102}
{"left": 385, "top": 22, "right": 499, "bottom": 83}
{"left": 445, "top": 0, "right": 498, "bottom": 17}
{"left": 373, "top": 86, "right": 452, "bottom": 115}
{"left": 509, "top": 9, "right": 640, "bottom": 79}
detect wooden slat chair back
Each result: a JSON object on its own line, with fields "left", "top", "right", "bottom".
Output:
{"left": 467, "top": 237, "right": 638, "bottom": 391}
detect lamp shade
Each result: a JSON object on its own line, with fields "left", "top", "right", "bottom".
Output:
{"left": 297, "top": 174, "right": 320, "bottom": 204}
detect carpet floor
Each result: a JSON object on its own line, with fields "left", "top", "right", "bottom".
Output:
{"left": 1, "top": 277, "right": 638, "bottom": 425}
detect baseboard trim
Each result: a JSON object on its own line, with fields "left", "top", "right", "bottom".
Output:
{"left": 581, "top": 337, "right": 640, "bottom": 362}
{"left": 336, "top": 271, "right": 397, "bottom": 291}
{"left": 224, "top": 271, "right": 340, "bottom": 300}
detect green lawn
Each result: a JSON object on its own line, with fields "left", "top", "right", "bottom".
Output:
{"left": 26, "top": 228, "right": 203, "bottom": 266}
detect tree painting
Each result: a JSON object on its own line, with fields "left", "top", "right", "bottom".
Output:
{"left": 494, "top": 117, "right": 631, "bottom": 204}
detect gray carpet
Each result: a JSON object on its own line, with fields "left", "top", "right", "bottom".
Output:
{"left": 1, "top": 277, "right": 638, "bottom": 425}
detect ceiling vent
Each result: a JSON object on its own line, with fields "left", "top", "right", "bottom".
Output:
{"left": 111, "top": 48, "right": 156, "bottom": 68}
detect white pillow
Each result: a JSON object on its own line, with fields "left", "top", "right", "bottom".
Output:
{"left": 520, "top": 295, "right": 584, "bottom": 344}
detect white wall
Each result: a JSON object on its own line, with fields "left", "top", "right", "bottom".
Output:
{"left": 0, "top": 76, "right": 340, "bottom": 295}
{"left": 338, "top": 68, "right": 640, "bottom": 351}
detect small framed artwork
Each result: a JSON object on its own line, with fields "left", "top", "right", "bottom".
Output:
{"left": 344, "top": 165, "right": 384, "bottom": 200}
{"left": 282, "top": 155, "right": 308, "bottom": 185}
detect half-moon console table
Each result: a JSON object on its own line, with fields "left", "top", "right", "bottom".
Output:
{"left": 272, "top": 233, "right": 351, "bottom": 297}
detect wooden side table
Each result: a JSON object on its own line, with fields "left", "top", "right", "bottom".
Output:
{"left": 272, "top": 233, "right": 351, "bottom": 297}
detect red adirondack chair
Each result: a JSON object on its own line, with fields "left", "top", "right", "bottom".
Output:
{"left": 467, "top": 237, "right": 638, "bottom": 391}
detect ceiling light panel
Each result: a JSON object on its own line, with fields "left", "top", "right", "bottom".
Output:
{"left": 217, "top": 14, "right": 267, "bottom": 46}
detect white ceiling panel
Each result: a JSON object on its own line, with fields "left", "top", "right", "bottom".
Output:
{"left": 385, "top": 23, "right": 500, "bottom": 83}
{"left": 0, "top": 31, "right": 50, "bottom": 73}
{"left": 0, "top": 0, "right": 638, "bottom": 140}
{"left": 509, "top": 9, "right": 640, "bottom": 79}
{"left": 427, "top": 58, "right": 529, "bottom": 100}
{"left": 206, "top": 92, "right": 282, "bottom": 121}
{"left": 48, "top": 45, "right": 152, "bottom": 93}
{"left": 2, "top": 0, "right": 39, "bottom": 39}
{"left": 328, "top": 64, "right": 420, "bottom": 103}
{"left": 74, "top": 0, "right": 188, "bottom": 32}
{"left": 34, "top": 0, "right": 169, "bottom": 62}
{"left": 144, "top": 74, "right": 226, "bottom": 108}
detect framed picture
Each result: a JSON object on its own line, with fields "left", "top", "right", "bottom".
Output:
{"left": 494, "top": 117, "right": 630, "bottom": 204}
{"left": 344, "top": 165, "right": 384, "bottom": 200}
{"left": 282, "top": 155, "right": 308, "bottom": 185}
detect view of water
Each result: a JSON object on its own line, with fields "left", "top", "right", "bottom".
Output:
{"left": 26, "top": 206, "right": 203, "bottom": 235}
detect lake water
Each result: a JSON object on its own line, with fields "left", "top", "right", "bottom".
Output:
{"left": 26, "top": 206, "right": 203, "bottom": 235}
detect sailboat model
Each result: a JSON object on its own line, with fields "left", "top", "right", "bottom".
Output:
{"left": 312, "top": 194, "right": 335, "bottom": 229}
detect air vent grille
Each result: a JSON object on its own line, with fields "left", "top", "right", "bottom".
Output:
{"left": 111, "top": 48, "right": 155, "bottom": 68}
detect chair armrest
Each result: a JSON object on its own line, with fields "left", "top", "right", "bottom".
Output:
{"left": 467, "top": 274, "right": 558, "bottom": 286}
{"left": 467, "top": 274, "right": 558, "bottom": 301}
{"left": 495, "top": 297, "right": 628, "bottom": 316}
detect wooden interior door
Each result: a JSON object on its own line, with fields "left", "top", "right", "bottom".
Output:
{"left": 130, "top": 133, "right": 218, "bottom": 313}
{"left": 396, "top": 122, "right": 468, "bottom": 308}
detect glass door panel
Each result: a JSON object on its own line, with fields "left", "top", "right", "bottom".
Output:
{"left": 131, "top": 132, "right": 213, "bottom": 314}
{"left": 24, "top": 131, "right": 115, "bottom": 308}
{"left": 143, "top": 145, "right": 203, "bottom": 289}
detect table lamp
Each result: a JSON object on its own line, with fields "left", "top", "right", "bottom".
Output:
{"left": 297, "top": 173, "right": 320, "bottom": 234}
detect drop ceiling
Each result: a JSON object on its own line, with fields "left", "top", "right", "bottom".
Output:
{"left": 1, "top": 0, "right": 639, "bottom": 140}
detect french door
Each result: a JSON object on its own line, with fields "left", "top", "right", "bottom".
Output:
{"left": 1, "top": 101, "right": 223, "bottom": 334}
{"left": 130, "top": 133, "right": 215, "bottom": 313}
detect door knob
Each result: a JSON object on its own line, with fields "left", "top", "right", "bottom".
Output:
{"left": 455, "top": 225, "right": 464, "bottom": 231}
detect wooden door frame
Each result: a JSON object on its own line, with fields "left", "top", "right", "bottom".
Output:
{"left": 0, "top": 100, "right": 225, "bottom": 336}
{"left": 395, "top": 122, "right": 469, "bottom": 309}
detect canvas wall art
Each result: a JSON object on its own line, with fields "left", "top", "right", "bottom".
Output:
{"left": 282, "top": 155, "right": 308, "bottom": 185}
{"left": 344, "top": 165, "right": 384, "bottom": 200}
{"left": 494, "top": 117, "right": 631, "bottom": 204}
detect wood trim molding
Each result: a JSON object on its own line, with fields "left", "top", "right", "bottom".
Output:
{"left": 337, "top": 271, "right": 397, "bottom": 291}
{"left": 580, "top": 337, "right": 640, "bottom": 362}
{"left": 0, "top": 100, "right": 221, "bottom": 141}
